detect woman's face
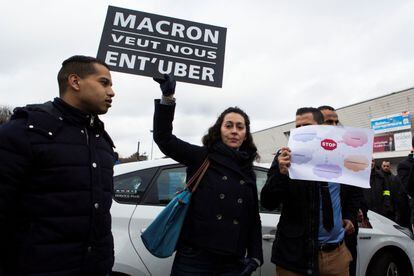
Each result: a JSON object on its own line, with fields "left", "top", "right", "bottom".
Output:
{"left": 220, "top": 112, "right": 247, "bottom": 149}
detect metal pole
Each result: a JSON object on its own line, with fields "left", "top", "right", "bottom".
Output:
{"left": 137, "top": 141, "right": 140, "bottom": 160}
{"left": 150, "top": 130, "right": 154, "bottom": 160}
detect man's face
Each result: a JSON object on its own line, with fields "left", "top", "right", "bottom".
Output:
{"left": 381, "top": 161, "right": 391, "bottom": 173}
{"left": 296, "top": 112, "right": 317, "bottom": 128}
{"left": 321, "top": 109, "right": 339, "bottom": 126}
{"left": 77, "top": 63, "right": 115, "bottom": 115}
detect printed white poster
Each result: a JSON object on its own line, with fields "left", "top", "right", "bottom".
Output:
{"left": 287, "top": 125, "right": 374, "bottom": 188}
{"left": 394, "top": 131, "right": 412, "bottom": 151}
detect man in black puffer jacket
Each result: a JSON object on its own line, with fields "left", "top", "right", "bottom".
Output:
{"left": 0, "top": 55, "right": 116, "bottom": 276}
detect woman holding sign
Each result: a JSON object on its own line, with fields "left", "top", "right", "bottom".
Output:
{"left": 152, "top": 74, "right": 263, "bottom": 275}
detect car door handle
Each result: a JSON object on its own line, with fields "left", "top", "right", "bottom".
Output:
{"left": 262, "top": 234, "right": 275, "bottom": 241}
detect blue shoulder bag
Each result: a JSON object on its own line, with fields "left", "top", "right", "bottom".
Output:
{"left": 141, "top": 158, "right": 210, "bottom": 258}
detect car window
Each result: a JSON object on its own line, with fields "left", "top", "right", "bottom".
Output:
{"left": 139, "top": 164, "right": 280, "bottom": 213}
{"left": 254, "top": 167, "right": 280, "bottom": 214}
{"left": 255, "top": 167, "right": 268, "bottom": 194}
{"left": 113, "top": 167, "right": 157, "bottom": 204}
{"left": 142, "top": 166, "right": 187, "bottom": 205}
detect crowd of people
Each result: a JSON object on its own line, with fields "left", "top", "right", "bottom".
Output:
{"left": 0, "top": 55, "right": 413, "bottom": 276}
{"left": 365, "top": 146, "right": 414, "bottom": 231}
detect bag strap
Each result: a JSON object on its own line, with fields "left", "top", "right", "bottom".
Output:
{"left": 191, "top": 159, "right": 210, "bottom": 192}
{"left": 184, "top": 158, "right": 210, "bottom": 192}
{"left": 184, "top": 158, "right": 209, "bottom": 188}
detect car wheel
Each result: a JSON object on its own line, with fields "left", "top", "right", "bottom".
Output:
{"left": 367, "top": 251, "right": 407, "bottom": 276}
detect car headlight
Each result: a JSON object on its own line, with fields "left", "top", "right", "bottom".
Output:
{"left": 394, "top": 225, "right": 414, "bottom": 240}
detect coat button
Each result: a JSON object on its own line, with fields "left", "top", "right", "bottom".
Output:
{"left": 81, "top": 130, "right": 85, "bottom": 134}
{"left": 237, "top": 198, "right": 243, "bottom": 204}
{"left": 222, "top": 176, "right": 227, "bottom": 180}
{"left": 240, "top": 180, "right": 245, "bottom": 185}
{"left": 233, "top": 219, "right": 239, "bottom": 225}
{"left": 216, "top": 214, "right": 223, "bottom": 220}
{"left": 92, "top": 162, "right": 97, "bottom": 168}
{"left": 58, "top": 117, "right": 63, "bottom": 121}
{"left": 219, "top": 193, "right": 225, "bottom": 199}
{"left": 48, "top": 132, "right": 53, "bottom": 136}
{"left": 94, "top": 203, "right": 99, "bottom": 209}
{"left": 96, "top": 134, "right": 100, "bottom": 138}
{"left": 87, "top": 246, "right": 92, "bottom": 253}
{"left": 28, "top": 125, "right": 34, "bottom": 129}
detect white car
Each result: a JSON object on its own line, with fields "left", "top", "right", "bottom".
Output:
{"left": 110, "top": 158, "right": 414, "bottom": 276}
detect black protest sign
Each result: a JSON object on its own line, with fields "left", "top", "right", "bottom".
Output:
{"left": 97, "top": 6, "right": 227, "bottom": 87}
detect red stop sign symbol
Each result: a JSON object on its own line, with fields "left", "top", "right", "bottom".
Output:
{"left": 321, "top": 139, "right": 337, "bottom": 150}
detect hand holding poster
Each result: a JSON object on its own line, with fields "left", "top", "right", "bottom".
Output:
{"left": 287, "top": 125, "right": 374, "bottom": 188}
{"left": 97, "top": 6, "right": 227, "bottom": 87}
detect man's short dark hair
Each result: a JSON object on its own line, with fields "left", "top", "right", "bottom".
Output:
{"left": 57, "top": 55, "right": 109, "bottom": 95}
{"left": 296, "top": 107, "right": 324, "bottom": 124}
{"left": 412, "top": 135, "right": 414, "bottom": 148}
{"left": 317, "top": 105, "right": 336, "bottom": 111}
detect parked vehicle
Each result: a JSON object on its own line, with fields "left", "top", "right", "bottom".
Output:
{"left": 110, "top": 158, "right": 414, "bottom": 276}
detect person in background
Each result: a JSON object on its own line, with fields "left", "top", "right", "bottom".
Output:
{"left": 261, "top": 107, "right": 357, "bottom": 276}
{"left": 114, "top": 151, "right": 121, "bottom": 165}
{"left": 0, "top": 55, "right": 116, "bottom": 276}
{"left": 318, "top": 105, "right": 339, "bottom": 126}
{"left": 318, "top": 105, "right": 363, "bottom": 276}
{"left": 362, "top": 159, "right": 395, "bottom": 221}
{"left": 397, "top": 137, "right": 414, "bottom": 230}
{"left": 381, "top": 160, "right": 400, "bottom": 221}
{"left": 153, "top": 74, "right": 263, "bottom": 276}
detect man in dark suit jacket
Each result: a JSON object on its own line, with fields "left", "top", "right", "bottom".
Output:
{"left": 261, "top": 107, "right": 358, "bottom": 276}
{"left": 318, "top": 105, "right": 364, "bottom": 276}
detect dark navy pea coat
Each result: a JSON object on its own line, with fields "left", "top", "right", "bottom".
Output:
{"left": 153, "top": 100, "right": 263, "bottom": 264}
